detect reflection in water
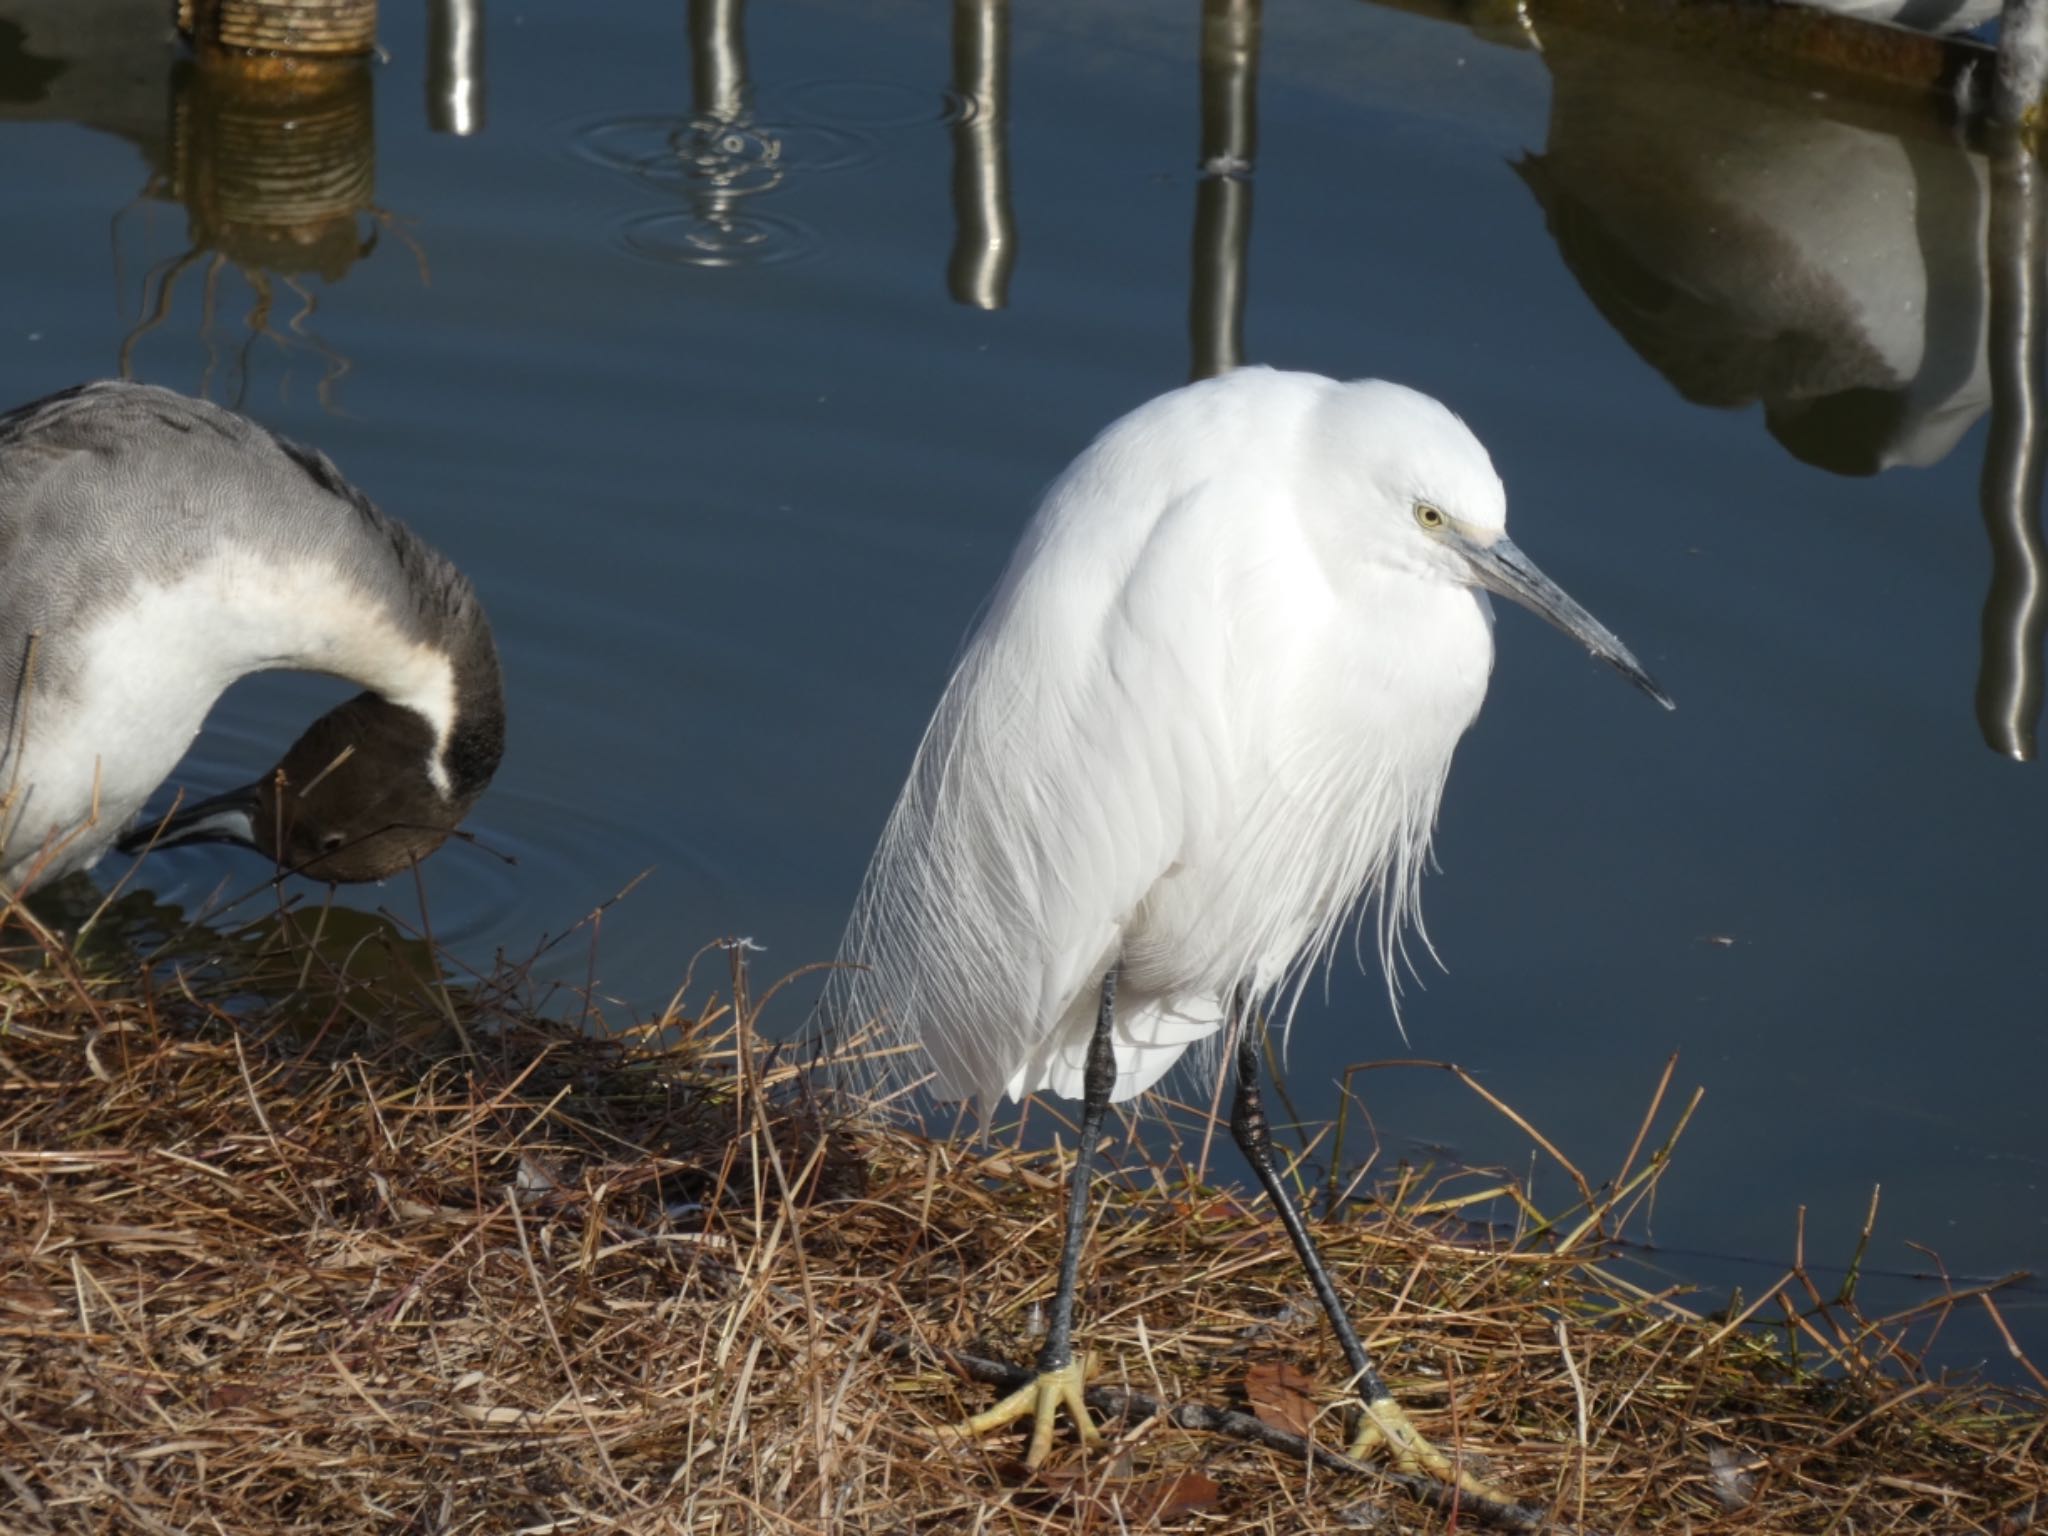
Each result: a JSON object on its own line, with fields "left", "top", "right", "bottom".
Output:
{"left": 571, "top": 0, "right": 846, "bottom": 270}
{"left": 427, "top": 0, "right": 486, "bottom": 137}
{"left": 1823, "top": 0, "right": 1998, "bottom": 29}
{"left": 1978, "top": 140, "right": 2048, "bottom": 758}
{"left": 1519, "top": 42, "right": 1989, "bottom": 475}
{"left": 117, "top": 54, "right": 404, "bottom": 408}
{"left": 1994, "top": 0, "right": 2048, "bottom": 123}
{"left": 0, "top": 1, "right": 172, "bottom": 148}
{"left": 13, "top": 872, "right": 467, "bottom": 1052}
{"left": 0, "top": 2, "right": 431, "bottom": 404}
{"left": 175, "top": 0, "right": 378, "bottom": 60}
{"left": 1515, "top": 18, "right": 2047, "bottom": 757}
{"left": 694, "top": 0, "right": 746, "bottom": 124}
{"left": 947, "top": 0, "right": 1014, "bottom": 310}
{"left": 668, "top": 0, "right": 794, "bottom": 263}
{"left": 0, "top": 16, "right": 62, "bottom": 104}
{"left": 1190, "top": 0, "right": 1260, "bottom": 381}
{"left": 936, "top": 0, "right": 1264, "bottom": 369}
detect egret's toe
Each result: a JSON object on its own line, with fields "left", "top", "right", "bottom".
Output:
{"left": 1347, "top": 1391, "right": 1508, "bottom": 1503}
{"left": 953, "top": 1352, "right": 1102, "bottom": 1468}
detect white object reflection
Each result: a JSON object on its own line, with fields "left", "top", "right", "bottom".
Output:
{"left": 1518, "top": 25, "right": 2045, "bottom": 756}
{"left": 1521, "top": 44, "right": 1991, "bottom": 476}
{"left": 1802, "top": 0, "right": 1997, "bottom": 30}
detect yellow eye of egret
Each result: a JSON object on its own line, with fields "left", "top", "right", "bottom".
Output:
{"left": 1414, "top": 502, "right": 1447, "bottom": 531}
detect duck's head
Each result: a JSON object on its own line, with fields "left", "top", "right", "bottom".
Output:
{"left": 119, "top": 691, "right": 503, "bottom": 883}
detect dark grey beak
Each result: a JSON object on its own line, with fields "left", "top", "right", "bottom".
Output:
{"left": 1459, "top": 533, "right": 1674, "bottom": 710}
{"left": 117, "top": 785, "right": 263, "bottom": 857}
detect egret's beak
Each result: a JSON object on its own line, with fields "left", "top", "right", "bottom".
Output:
{"left": 116, "top": 784, "right": 264, "bottom": 857}
{"left": 1459, "top": 533, "right": 1675, "bottom": 710}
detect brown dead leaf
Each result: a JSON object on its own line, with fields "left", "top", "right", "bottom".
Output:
{"left": 1130, "top": 1470, "right": 1222, "bottom": 1523}
{"left": 1018, "top": 1467, "right": 1221, "bottom": 1526}
{"left": 1245, "top": 1360, "right": 1317, "bottom": 1438}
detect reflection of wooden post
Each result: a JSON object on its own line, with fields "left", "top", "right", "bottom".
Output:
{"left": 177, "top": 0, "right": 377, "bottom": 60}
{"left": 120, "top": 53, "right": 378, "bottom": 391}
{"left": 949, "top": 0, "right": 1015, "bottom": 310}
{"left": 169, "top": 54, "right": 375, "bottom": 268}
{"left": 1975, "top": 137, "right": 2047, "bottom": 761}
{"left": 1189, "top": 0, "right": 1260, "bottom": 381}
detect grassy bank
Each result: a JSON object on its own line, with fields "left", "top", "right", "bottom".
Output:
{"left": 1, "top": 909, "right": 2042, "bottom": 1534}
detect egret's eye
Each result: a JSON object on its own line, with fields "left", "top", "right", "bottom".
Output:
{"left": 1414, "top": 502, "right": 1448, "bottom": 531}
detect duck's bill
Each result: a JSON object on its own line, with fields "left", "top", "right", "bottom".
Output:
{"left": 116, "top": 786, "right": 263, "bottom": 856}
{"left": 1459, "top": 534, "right": 1675, "bottom": 710}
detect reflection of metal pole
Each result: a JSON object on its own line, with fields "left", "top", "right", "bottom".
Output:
{"left": 1189, "top": 0, "right": 1259, "bottom": 382}
{"left": 427, "top": 0, "right": 485, "bottom": 136}
{"left": 1976, "top": 138, "right": 2047, "bottom": 761}
{"left": 691, "top": 0, "right": 747, "bottom": 124}
{"left": 684, "top": 0, "right": 750, "bottom": 245}
{"left": 948, "top": 0, "right": 1015, "bottom": 310}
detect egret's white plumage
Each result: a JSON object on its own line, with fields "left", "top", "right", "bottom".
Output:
{"left": 831, "top": 367, "right": 1668, "bottom": 1483}
{"left": 833, "top": 367, "right": 1664, "bottom": 1110}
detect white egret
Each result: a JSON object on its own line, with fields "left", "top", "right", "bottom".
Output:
{"left": 0, "top": 382, "right": 504, "bottom": 896}
{"left": 829, "top": 366, "right": 1670, "bottom": 1488}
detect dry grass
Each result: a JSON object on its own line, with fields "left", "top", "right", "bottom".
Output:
{"left": 1, "top": 908, "right": 2044, "bottom": 1535}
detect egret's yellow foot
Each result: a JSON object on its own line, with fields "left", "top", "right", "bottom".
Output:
{"left": 1347, "top": 1392, "right": 1511, "bottom": 1504}
{"left": 955, "top": 1352, "right": 1103, "bottom": 1468}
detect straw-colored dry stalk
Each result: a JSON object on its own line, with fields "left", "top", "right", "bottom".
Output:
{"left": 1, "top": 920, "right": 2042, "bottom": 1534}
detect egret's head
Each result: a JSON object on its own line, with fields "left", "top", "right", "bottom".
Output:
{"left": 1314, "top": 377, "right": 1672, "bottom": 708}
{"left": 1309, "top": 380, "right": 1508, "bottom": 571}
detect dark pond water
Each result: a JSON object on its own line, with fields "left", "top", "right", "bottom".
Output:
{"left": 3, "top": 0, "right": 2043, "bottom": 1368}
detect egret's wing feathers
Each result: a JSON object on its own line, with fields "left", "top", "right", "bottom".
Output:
{"left": 832, "top": 462, "right": 1232, "bottom": 1107}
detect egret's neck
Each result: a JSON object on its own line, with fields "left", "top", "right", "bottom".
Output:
{"left": 1331, "top": 571, "right": 1496, "bottom": 754}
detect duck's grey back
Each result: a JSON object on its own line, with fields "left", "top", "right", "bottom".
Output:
{"left": 0, "top": 382, "right": 490, "bottom": 711}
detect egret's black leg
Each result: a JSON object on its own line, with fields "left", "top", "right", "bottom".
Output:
{"left": 1229, "top": 1018, "right": 1504, "bottom": 1494}
{"left": 1229, "top": 1028, "right": 1387, "bottom": 1393}
{"left": 955, "top": 968, "right": 1117, "bottom": 1465}
{"left": 1038, "top": 964, "right": 1119, "bottom": 1376}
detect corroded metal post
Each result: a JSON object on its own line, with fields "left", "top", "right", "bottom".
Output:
{"left": 427, "top": 0, "right": 485, "bottom": 135}
{"left": 176, "top": 0, "right": 377, "bottom": 61}
{"left": 948, "top": 0, "right": 1015, "bottom": 311}
{"left": 1976, "top": 135, "right": 2048, "bottom": 760}
{"left": 1189, "top": 0, "right": 1260, "bottom": 381}
{"left": 691, "top": 0, "right": 746, "bottom": 122}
